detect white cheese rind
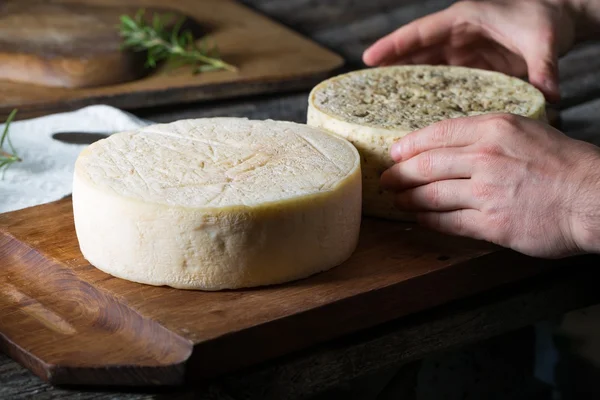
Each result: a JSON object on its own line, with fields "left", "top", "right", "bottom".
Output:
{"left": 306, "top": 109, "right": 407, "bottom": 220}
{"left": 72, "top": 118, "right": 362, "bottom": 290}
{"left": 307, "top": 65, "right": 547, "bottom": 221}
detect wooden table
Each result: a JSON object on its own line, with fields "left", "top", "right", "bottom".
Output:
{"left": 2, "top": 0, "right": 600, "bottom": 398}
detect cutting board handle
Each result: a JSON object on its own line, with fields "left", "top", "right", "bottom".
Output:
{"left": 0, "top": 234, "right": 192, "bottom": 386}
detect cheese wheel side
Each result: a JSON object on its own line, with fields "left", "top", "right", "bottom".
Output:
{"left": 72, "top": 118, "right": 362, "bottom": 290}
{"left": 307, "top": 106, "right": 412, "bottom": 220}
{"left": 307, "top": 65, "right": 547, "bottom": 221}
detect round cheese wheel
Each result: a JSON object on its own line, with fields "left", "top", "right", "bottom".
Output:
{"left": 72, "top": 118, "right": 362, "bottom": 290}
{"left": 307, "top": 65, "right": 546, "bottom": 221}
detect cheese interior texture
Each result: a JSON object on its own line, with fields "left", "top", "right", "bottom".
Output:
{"left": 307, "top": 65, "right": 547, "bottom": 221}
{"left": 72, "top": 118, "right": 362, "bottom": 290}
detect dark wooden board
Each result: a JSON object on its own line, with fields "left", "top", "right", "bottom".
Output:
{"left": 0, "top": 2, "right": 180, "bottom": 88}
{"left": 2, "top": 0, "right": 600, "bottom": 397}
{"left": 219, "top": 257, "right": 600, "bottom": 400}
{"left": 0, "top": 0, "right": 344, "bottom": 120}
{"left": 0, "top": 197, "right": 567, "bottom": 387}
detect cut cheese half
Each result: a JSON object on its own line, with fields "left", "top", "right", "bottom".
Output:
{"left": 307, "top": 65, "right": 547, "bottom": 221}
{"left": 72, "top": 118, "right": 362, "bottom": 290}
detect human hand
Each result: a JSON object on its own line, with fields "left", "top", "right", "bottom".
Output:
{"left": 380, "top": 113, "right": 600, "bottom": 259}
{"left": 362, "top": 0, "right": 582, "bottom": 103}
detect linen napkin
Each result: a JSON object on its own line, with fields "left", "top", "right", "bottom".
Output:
{"left": 0, "top": 105, "right": 151, "bottom": 213}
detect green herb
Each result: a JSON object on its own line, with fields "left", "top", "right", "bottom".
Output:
{"left": 119, "top": 10, "right": 236, "bottom": 74}
{"left": 0, "top": 109, "right": 21, "bottom": 178}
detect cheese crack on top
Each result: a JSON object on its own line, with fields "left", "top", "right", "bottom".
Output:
{"left": 72, "top": 118, "right": 362, "bottom": 290}
{"left": 307, "top": 65, "right": 546, "bottom": 221}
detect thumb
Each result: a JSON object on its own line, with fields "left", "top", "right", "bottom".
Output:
{"left": 522, "top": 33, "right": 560, "bottom": 103}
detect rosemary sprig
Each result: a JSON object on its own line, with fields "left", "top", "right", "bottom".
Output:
{"left": 119, "top": 10, "right": 236, "bottom": 74}
{"left": 0, "top": 109, "right": 21, "bottom": 178}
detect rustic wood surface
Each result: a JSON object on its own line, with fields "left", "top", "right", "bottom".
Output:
{"left": 1, "top": 255, "right": 598, "bottom": 400}
{"left": 0, "top": 0, "right": 343, "bottom": 120}
{"left": 2, "top": 0, "right": 600, "bottom": 398}
{"left": 0, "top": 1, "right": 167, "bottom": 88}
{"left": 0, "top": 192, "right": 567, "bottom": 387}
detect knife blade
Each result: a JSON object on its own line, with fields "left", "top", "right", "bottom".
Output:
{"left": 52, "top": 131, "right": 111, "bottom": 145}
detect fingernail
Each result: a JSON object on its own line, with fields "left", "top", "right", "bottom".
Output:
{"left": 390, "top": 143, "right": 402, "bottom": 161}
{"left": 543, "top": 78, "right": 560, "bottom": 103}
{"left": 362, "top": 52, "right": 372, "bottom": 66}
{"left": 363, "top": 49, "right": 383, "bottom": 67}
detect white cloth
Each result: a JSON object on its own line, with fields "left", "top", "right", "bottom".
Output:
{"left": 0, "top": 105, "right": 150, "bottom": 213}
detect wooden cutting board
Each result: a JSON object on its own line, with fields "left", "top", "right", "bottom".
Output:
{"left": 0, "top": 0, "right": 344, "bottom": 120}
{"left": 0, "top": 197, "right": 564, "bottom": 387}
{"left": 0, "top": 2, "right": 175, "bottom": 89}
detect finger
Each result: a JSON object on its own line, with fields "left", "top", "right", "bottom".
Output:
{"left": 450, "top": 41, "right": 527, "bottom": 77}
{"left": 382, "top": 46, "right": 446, "bottom": 66}
{"left": 475, "top": 2, "right": 560, "bottom": 102}
{"left": 481, "top": 43, "right": 528, "bottom": 78}
{"left": 381, "top": 148, "right": 472, "bottom": 191}
{"left": 416, "top": 209, "right": 485, "bottom": 240}
{"left": 447, "top": 53, "right": 494, "bottom": 71}
{"left": 390, "top": 117, "right": 485, "bottom": 162}
{"left": 394, "top": 180, "right": 478, "bottom": 211}
{"left": 363, "top": 8, "right": 462, "bottom": 66}
{"left": 520, "top": 31, "right": 560, "bottom": 103}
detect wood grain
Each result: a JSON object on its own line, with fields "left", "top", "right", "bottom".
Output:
{"left": 0, "top": 0, "right": 344, "bottom": 120}
{"left": 244, "top": 0, "right": 456, "bottom": 64}
{"left": 0, "top": 1, "right": 205, "bottom": 89}
{"left": 0, "top": 196, "right": 570, "bottom": 387}
{"left": 220, "top": 258, "right": 600, "bottom": 400}
{"left": 0, "top": 234, "right": 192, "bottom": 386}
{"left": 2, "top": 2, "right": 142, "bottom": 88}
{"left": 1, "top": 255, "right": 599, "bottom": 400}
{"left": 2, "top": 0, "right": 600, "bottom": 397}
